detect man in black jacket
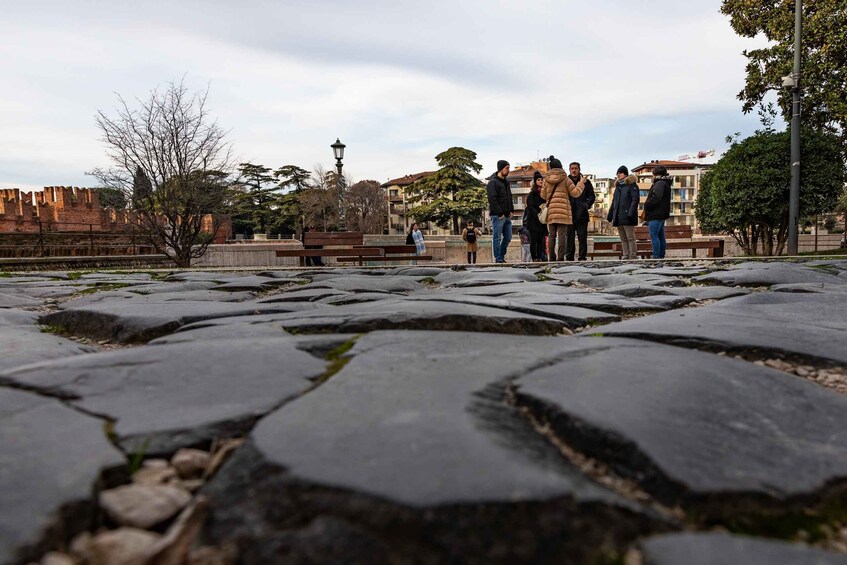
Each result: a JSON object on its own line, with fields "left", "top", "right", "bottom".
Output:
{"left": 644, "top": 165, "right": 673, "bottom": 259}
{"left": 486, "top": 160, "right": 514, "bottom": 263}
{"left": 565, "top": 162, "right": 595, "bottom": 261}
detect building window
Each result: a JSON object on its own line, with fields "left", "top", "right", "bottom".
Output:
{"left": 680, "top": 203, "right": 687, "bottom": 214}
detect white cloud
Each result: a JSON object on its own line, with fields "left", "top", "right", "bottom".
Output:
{"left": 0, "top": 0, "right": 771, "bottom": 190}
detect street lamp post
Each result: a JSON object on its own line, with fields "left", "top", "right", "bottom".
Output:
{"left": 786, "top": 0, "right": 802, "bottom": 255}
{"left": 331, "top": 138, "right": 346, "bottom": 232}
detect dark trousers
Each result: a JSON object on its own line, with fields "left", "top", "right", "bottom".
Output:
{"left": 529, "top": 230, "right": 546, "bottom": 261}
{"left": 566, "top": 221, "right": 589, "bottom": 261}
{"left": 467, "top": 251, "right": 477, "bottom": 264}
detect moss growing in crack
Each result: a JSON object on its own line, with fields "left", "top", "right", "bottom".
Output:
{"left": 536, "top": 274, "right": 553, "bottom": 282}
{"left": 103, "top": 420, "right": 118, "bottom": 444}
{"left": 692, "top": 491, "right": 847, "bottom": 545}
{"left": 0, "top": 271, "right": 12, "bottom": 278}
{"left": 41, "top": 324, "right": 69, "bottom": 335}
{"left": 312, "top": 337, "right": 359, "bottom": 386}
{"left": 66, "top": 272, "right": 83, "bottom": 280}
{"left": 78, "top": 282, "right": 131, "bottom": 295}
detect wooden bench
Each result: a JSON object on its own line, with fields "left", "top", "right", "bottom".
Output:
{"left": 588, "top": 225, "right": 724, "bottom": 259}
{"left": 275, "top": 232, "right": 431, "bottom": 266}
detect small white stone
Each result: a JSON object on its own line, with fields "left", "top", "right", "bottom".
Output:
{"left": 171, "top": 448, "right": 211, "bottom": 479}
{"left": 100, "top": 484, "right": 191, "bottom": 529}
{"left": 87, "top": 528, "right": 161, "bottom": 565}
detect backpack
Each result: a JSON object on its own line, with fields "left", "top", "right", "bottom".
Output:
{"left": 466, "top": 229, "right": 477, "bottom": 244}
{"left": 406, "top": 232, "right": 414, "bottom": 245}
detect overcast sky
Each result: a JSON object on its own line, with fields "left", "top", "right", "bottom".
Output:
{"left": 0, "top": 0, "right": 773, "bottom": 190}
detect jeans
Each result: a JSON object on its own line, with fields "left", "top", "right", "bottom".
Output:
{"left": 566, "top": 221, "right": 589, "bottom": 261}
{"left": 548, "top": 224, "right": 568, "bottom": 261}
{"left": 617, "top": 225, "right": 637, "bottom": 259}
{"left": 649, "top": 219, "right": 666, "bottom": 259}
{"left": 490, "top": 215, "right": 512, "bottom": 262}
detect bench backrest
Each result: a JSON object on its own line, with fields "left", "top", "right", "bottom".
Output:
{"left": 302, "top": 231, "right": 364, "bottom": 246}
{"left": 634, "top": 225, "right": 692, "bottom": 240}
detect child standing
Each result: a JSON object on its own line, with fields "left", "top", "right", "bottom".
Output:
{"left": 461, "top": 221, "right": 482, "bottom": 264}
{"left": 518, "top": 226, "right": 531, "bottom": 263}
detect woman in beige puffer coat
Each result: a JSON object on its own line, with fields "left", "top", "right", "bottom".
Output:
{"left": 541, "top": 156, "right": 586, "bottom": 261}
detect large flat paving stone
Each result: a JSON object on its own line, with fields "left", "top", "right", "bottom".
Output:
{"left": 0, "top": 309, "right": 93, "bottom": 373}
{"left": 0, "top": 291, "right": 41, "bottom": 308}
{"left": 300, "top": 274, "right": 425, "bottom": 293}
{"left": 201, "top": 330, "right": 663, "bottom": 563}
{"left": 597, "top": 291, "right": 847, "bottom": 365}
{"left": 40, "top": 300, "right": 325, "bottom": 343}
{"left": 694, "top": 261, "right": 847, "bottom": 287}
{"left": 253, "top": 299, "right": 569, "bottom": 335}
{"left": 0, "top": 388, "right": 125, "bottom": 564}
{"left": 433, "top": 269, "right": 540, "bottom": 287}
{"left": 405, "top": 293, "right": 619, "bottom": 328}
{"left": 0, "top": 337, "right": 327, "bottom": 455}
{"left": 515, "top": 337, "right": 847, "bottom": 505}
{"left": 640, "top": 533, "right": 847, "bottom": 565}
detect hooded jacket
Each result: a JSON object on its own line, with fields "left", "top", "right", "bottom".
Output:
{"left": 486, "top": 173, "right": 514, "bottom": 217}
{"left": 607, "top": 175, "right": 640, "bottom": 226}
{"left": 541, "top": 168, "right": 586, "bottom": 225}
{"left": 644, "top": 175, "right": 672, "bottom": 222}
{"left": 525, "top": 188, "right": 548, "bottom": 233}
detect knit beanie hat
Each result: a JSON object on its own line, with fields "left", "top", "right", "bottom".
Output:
{"left": 617, "top": 165, "right": 629, "bottom": 176}
{"left": 532, "top": 170, "right": 543, "bottom": 183}
{"left": 548, "top": 156, "right": 563, "bottom": 170}
{"left": 497, "top": 160, "right": 510, "bottom": 173}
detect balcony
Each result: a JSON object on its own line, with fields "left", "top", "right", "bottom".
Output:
{"left": 389, "top": 204, "right": 407, "bottom": 215}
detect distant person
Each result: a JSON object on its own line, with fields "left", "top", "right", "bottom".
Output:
{"left": 565, "top": 162, "right": 595, "bottom": 261}
{"left": 461, "top": 221, "right": 482, "bottom": 264}
{"left": 607, "top": 166, "right": 640, "bottom": 260}
{"left": 486, "top": 160, "right": 514, "bottom": 263}
{"left": 518, "top": 226, "right": 532, "bottom": 262}
{"left": 524, "top": 171, "right": 548, "bottom": 261}
{"left": 411, "top": 223, "right": 426, "bottom": 255}
{"left": 643, "top": 165, "right": 673, "bottom": 259}
{"left": 542, "top": 156, "right": 587, "bottom": 261}
{"left": 302, "top": 224, "right": 324, "bottom": 267}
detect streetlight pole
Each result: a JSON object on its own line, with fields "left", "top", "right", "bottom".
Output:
{"left": 331, "top": 138, "right": 346, "bottom": 232}
{"left": 787, "top": 0, "right": 802, "bottom": 255}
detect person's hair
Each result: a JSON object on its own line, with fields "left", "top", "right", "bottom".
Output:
{"left": 652, "top": 165, "right": 668, "bottom": 176}
{"left": 409, "top": 223, "right": 417, "bottom": 231}
{"left": 569, "top": 162, "right": 581, "bottom": 169}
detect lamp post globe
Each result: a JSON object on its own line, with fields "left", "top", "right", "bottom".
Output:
{"left": 331, "top": 138, "right": 346, "bottom": 231}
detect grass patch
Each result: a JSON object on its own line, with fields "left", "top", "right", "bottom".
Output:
{"left": 798, "top": 248, "right": 847, "bottom": 257}
{"left": 41, "top": 324, "right": 69, "bottom": 335}
{"left": 127, "top": 437, "right": 151, "bottom": 474}
{"left": 312, "top": 336, "right": 359, "bottom": 386}
{"left": 67, "top": 272, "right": 83, "bottom": 280}
{"left": 0, "top": 271, "right": 12, "bottom": 278}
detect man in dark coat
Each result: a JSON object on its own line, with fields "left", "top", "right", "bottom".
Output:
{"left": 565, "top": 162, "right": 595, "bottom": 261}
{"left": 486, "top": 160, "right": 514, "bottom": 263}
{"left": 644, "top": 164, "right": 673, "bottom": 259}
{"left": 607, "top": 166, "right": 640, "bottom": 260}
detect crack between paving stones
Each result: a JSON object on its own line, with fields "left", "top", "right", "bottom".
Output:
{"left": 596, "top": 332, "right": 847, "bottom": 396}
{"left": 500, "top": 380, "right": 686, "bottom": 525}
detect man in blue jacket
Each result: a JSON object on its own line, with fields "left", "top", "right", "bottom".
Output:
{"left": 486, "top": 160, "right": 514, "bottom": 263}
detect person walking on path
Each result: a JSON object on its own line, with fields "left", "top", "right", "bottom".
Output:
{"left": 524, "top": 171, "right": 548, "bottom": 261}
{"left": 644, "top": 165, "right": 673, "bottom": 259}
{"left": 518, "top": 226, "right": 532, "bottom": 262}
{"left": 486, "top": 160, "right": 514, "bottom": 263}
{"left": 461, "top": 221, "right": 482, "bottom": 264}
{"left": 542, "top": 156, "right": 587, "bottom": 261}
{"left": 607, "top": 166, "right": 640, "bottom": 260}
{"left": 565, "top": 162, "right": 595, "bottom": 261}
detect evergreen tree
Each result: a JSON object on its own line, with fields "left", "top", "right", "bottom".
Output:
{"left": 406, "top": 147, "right": 486, "bottom": 234}
{"left": 131, "top": 166, "right": 152, "bottom": 208}
{"left": 275, "top": 165, "right": 312, "bottom": 193}
{"left": 234, "top": 162, "right": 277, "bottom": 234}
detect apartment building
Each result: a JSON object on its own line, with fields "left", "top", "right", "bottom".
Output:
{"left": 631, "top": 160, "right": 713, "bottom": 232}
{"left": 382, "top": 172, "right": 453, "bottom": 236}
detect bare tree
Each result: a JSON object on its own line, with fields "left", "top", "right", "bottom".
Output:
{"left": 90, "top": 80, "right": 233, "bottom": 267}
{"left": 345, "top": 180, "right": 387, "bottom": 234}
{"left": 297, "top": 166, "right": 339, "bottom": 231}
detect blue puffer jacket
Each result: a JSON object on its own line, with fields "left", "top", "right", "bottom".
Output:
{"left": 607, "top": 175, "right": 640, "bottom": 227}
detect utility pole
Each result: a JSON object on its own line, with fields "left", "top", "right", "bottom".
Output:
{"left": 787, "top": 0, "right": 802, "bottom": 255}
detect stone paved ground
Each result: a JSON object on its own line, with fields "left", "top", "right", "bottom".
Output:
{"left": 2, "top": 260, "right": 847, "bottom": 564}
